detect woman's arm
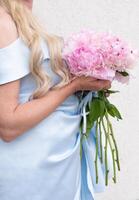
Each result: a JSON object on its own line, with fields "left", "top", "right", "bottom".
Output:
{"left": 0, "top": 76, "right": 111, "bottom": 143}
{"left": 0, "top": 15, "right": 111, "bottom": 142}
{"left": 0, "top": 79, "right": 76, "bottom": 142}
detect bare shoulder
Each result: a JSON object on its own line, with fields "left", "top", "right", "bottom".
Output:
{"left": 0, "top": 7, "right": 19, "bottom": 48}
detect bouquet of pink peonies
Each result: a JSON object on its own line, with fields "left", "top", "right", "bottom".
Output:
{"left": 62, "top": 30, "right": 138, "bottom": 185}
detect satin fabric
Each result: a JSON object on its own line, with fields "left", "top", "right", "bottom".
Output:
{"left": 0, "top": 38, "right": 113, "bottom": 200}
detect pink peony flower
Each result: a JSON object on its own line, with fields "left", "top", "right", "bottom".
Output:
{"left": 62, "top": 30, "right": 138, "bottom": 83}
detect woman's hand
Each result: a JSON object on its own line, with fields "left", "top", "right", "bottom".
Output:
{"left": 70, "top": 75, "right": 112, "bottom": 93}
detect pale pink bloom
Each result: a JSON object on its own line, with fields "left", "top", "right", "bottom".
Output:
{"left": 62, "top": 30, "right": 138, "bottom": 83}
{"left": 114, "top": 72, "right": 130, "bottom": 84}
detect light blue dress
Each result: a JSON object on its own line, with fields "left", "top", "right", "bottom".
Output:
{"left": 0, "top": 37, "right": 113, "bottom": 200}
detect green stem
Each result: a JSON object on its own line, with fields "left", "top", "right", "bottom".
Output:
{"left": 101, "top": 117, "right": 117, "bottom": 184}
{"left": 105, "top": 113, "right": 120, "bottom": 171}
{"left": 112, "top": 149, "right": 116, "bottom": 183}
{"left": 95, "top": 120, "right": 99, "bottom": 184}
{"left": 104, "top": 117, "right": 109, "bottom": 186}
{"left": 100, "top": 91, "right": 119, "bottom": 183}
{"left": 98, "top": 119, "right": 103, "bottom": 164}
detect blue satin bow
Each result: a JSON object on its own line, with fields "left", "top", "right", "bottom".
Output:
{"left": 77, "top": 91, "right": 113, "bottom": 200}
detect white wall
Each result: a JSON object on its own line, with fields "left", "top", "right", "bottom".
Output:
{"left": 33, "top": 0, "right": 139, "bottom": 199}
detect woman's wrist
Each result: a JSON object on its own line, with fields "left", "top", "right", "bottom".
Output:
{"left": 69, "top": 78, "right": 79, "bottom": 93}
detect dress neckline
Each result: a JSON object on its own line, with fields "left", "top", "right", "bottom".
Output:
{"left": 0, "top": 37, "right": 21, "bottom": 52}
{"left": 0, "top": 36, "right": 50, "bottom": 60}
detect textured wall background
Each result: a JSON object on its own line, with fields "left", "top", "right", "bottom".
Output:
{"left": 33, "top": 0, "right": 139, "bottom": 199}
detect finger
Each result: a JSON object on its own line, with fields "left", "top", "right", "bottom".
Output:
{"left": 94, "top": 80, "right": 109, "bottom": 90}
{"left": 103, "top": 81, "right": 111, "bottom": 90}
{"left": 95, "top": 81, "right": 105, "bottom": 91}
{"left": 89, "top": 76, "right": 98, "bottom": 81}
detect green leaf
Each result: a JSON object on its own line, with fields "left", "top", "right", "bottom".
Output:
{"left": 106, "top": 90, "right": 120, "bottom": 94}
{"left": 82, "top": 98, "right": 111, "bottom": 137}
{"left": 98, "top": 90, "right": 105, "bottom": 98}
{"left": 89, "top": 98, "right": 105, "bottom": 122}
{"left": 85, "top": 114, "right": 95, "bottom": 137}
{"left": 106, "top": 103, "right": 122, "bottom": 120}
{"left": 117, "top": 71, "right": 129, "bottom": 77}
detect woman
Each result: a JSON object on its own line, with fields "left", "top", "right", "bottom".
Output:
{"left": 0, "top": 0, "right": 111, "bottom": 199}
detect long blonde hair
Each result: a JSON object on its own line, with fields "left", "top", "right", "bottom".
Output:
{"left": 0, "top": 0, "right": 71, "bottom": 100}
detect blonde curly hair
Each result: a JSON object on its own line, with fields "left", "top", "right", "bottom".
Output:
{"left": 0, "top": 0, "right": 71, "bottom": 100}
